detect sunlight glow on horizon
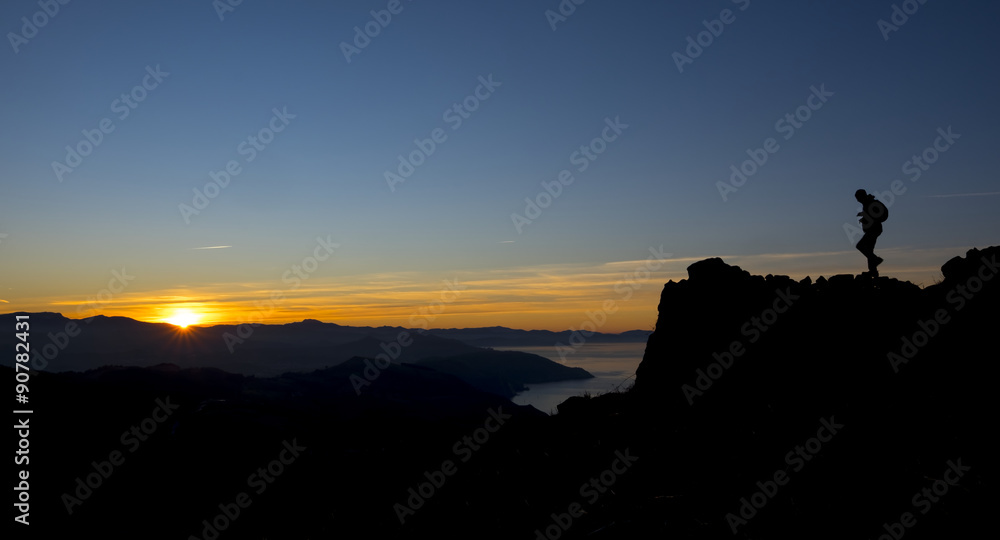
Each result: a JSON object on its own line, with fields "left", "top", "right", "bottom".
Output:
{"left": 5, "top": 247, "right": 965, "bottom": 333}
{"left": 163, "top": 307, "right": 204, "bottom": 328}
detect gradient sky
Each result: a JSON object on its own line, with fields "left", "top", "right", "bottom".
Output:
{"left": 2, "top": 0, "right": 998, "bottom": 332}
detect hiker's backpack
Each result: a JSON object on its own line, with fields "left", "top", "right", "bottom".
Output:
{"left": 870, "top": 199, "right": 889, "bottom": 223}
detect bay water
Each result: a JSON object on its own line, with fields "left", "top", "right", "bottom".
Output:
{"left": 499, "top": 341, "right": 648, "bottom": 415}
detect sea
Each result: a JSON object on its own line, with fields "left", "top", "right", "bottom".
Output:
{"left": 498, "top": 341, "right": 648, "bottom": 415}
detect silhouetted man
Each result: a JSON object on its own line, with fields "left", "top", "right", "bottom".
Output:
{"left": 854, "top": 189, "right": 886, "bottom": 276}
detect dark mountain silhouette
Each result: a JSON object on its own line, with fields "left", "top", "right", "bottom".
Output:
{"left": 4, "top": 246, "right": 995, "bottom": 539}
{"left": 417, "top": 349, "right": 593, "bottom": 398}
{"left": 3, "top": 359, "right": 544, "bottom": 539}
{"left": 427, "top": 326, "right": 649, "bottom": 347}
{"left": 333, "top": 332, "right": 481, "bottom": 363}
{"left": 0, "top": 314, "right": 593, "bottom": 387}
{"left": 559, "top": 245, "right": 998, "bottom": 538}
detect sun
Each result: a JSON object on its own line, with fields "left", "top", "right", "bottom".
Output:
{"left": 165, "top": 308, "right": 202, "bottom": 328}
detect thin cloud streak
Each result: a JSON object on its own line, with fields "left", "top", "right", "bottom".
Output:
{"left": 7, "top": 248, "right": 962, "bottom": 331}
{"left": 924, "top": 192, "right": 1000, "bottom": 198}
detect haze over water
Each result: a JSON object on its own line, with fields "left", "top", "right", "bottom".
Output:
{"left": 503, "top": 341, "right": 647, "bottom": 414}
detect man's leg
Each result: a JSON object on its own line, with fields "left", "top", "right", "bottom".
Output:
{"left": 872, "top": 232, "right": 883, "bottom": 268}
{"left": 857, "top": 233, "right": 876, "bottom": 274}
{"left": 856, "top": 234, "right": 873, "bottom": 258}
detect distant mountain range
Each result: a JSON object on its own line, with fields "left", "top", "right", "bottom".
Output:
{"left": 7, "top": 246, "right": 995, "bottom": 539}
{"left": 428, "top": 326, "right": 650, "bottom": 347}
{"left": 0, "top": 313, "right": 599, "bottom": 397}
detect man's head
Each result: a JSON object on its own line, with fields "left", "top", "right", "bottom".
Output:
{"left": 855, "top": 189, "right": 867, "bottom": 203}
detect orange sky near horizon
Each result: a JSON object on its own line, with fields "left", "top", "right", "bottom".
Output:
{"left": 2, "top": 247, "right": 963, "bottom": 333}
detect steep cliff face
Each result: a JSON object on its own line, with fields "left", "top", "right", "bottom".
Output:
{"left": 620, "top": 246, "right": 997, "bottom": 536}
{"left": 634, "top": 258, "right": 923, "bottom": 408}
{"left": 635, "top": 247, "right": 998, "bottom": 410}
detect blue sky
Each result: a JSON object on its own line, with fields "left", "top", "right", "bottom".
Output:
{"left": 1, "top": 0, "right": 998, "bottom": 330}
